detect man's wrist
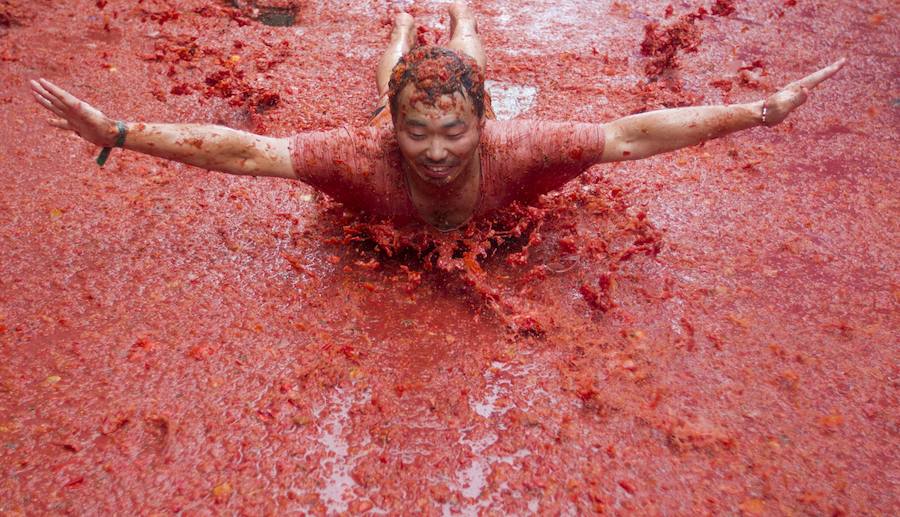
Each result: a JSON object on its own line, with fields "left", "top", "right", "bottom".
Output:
{"left": 96, "top": 120, "right": 128, "bottom": 167}
{"left": 113, "top": 121, "right": 128, "bottom": 148}
{"left": 744, "top": 100, "right": 767, "bottom": 128}
{"left": 102, "top": 118, "right": 120, "bottom": 146}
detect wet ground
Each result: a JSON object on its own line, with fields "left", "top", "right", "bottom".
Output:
{"left": 1, "top": 0, "right": 898, "bottom": 514}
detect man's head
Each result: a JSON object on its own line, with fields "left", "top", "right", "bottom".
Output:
{"left": 388, "top": 46, "right": 486, "bottom": 187}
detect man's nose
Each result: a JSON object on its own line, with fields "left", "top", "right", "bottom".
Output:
{"left": 425, "top": 139, "right": 448, "bottom": 162}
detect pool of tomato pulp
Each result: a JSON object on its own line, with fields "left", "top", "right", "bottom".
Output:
{"left": 1, "top": 0, "right": 897, "bottom": 514}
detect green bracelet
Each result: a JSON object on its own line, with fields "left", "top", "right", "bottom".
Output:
{"left": 96, "top": 121, "right": 128, "bottom": 167}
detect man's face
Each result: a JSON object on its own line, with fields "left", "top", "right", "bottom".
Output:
{"left": 394, "top": 84, "right": 482, "bottom": 187}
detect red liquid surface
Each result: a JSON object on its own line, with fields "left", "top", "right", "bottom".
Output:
{"left": 1, "top": 1, "right": 897, "bottom": 514}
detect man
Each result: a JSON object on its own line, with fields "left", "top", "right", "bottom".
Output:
{"left": 30, "top": 3, "right": 844, "bottom": 231}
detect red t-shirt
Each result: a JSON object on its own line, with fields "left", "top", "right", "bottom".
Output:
{"left": 290, "top": 120, "right": 605, "bottom": 223}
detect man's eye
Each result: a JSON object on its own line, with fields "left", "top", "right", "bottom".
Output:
{"left": 447, "top": 133, "right": 464, "bottom": 139}
{"left": 408, "top": 132, "right": 426, "bottom": 140}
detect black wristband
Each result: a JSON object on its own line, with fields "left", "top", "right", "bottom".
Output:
{"left": 96, "top": 121, "right": 128, "bottom": 167}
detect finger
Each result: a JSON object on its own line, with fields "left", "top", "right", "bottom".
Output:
{"left": 31, "top": 80, "right": 70, "bottom": 112}
{"left": 48, "top": 118, "right": 73, "bottom": 130}
{"left": 797, "top": 58, "right": 846, "bottom": 90}
{"left": 31, "top": 90, "right": 53, "bottom": 109}
{"left": 30, "top": 80, "right": 58, "bottom": 104}
{"left": 29, "top": 79, "right": 44, "bottom": 95}
{"left": 38, "top": 78, "right": 84, "bottom": 110}
{"left": 29, "top": 79, "right": 49, "bottom": 96}
{"left": 32, "top": 91, "right": 66, "bottom": 117}
{"left": 32, "top": 86, "right": 66, "bottom": 111}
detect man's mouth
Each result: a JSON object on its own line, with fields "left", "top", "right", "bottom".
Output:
{"left": 420, "top": 163, "right": 458, "bottom": 179}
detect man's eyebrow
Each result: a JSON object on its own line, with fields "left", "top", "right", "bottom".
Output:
{"left": 404, "top": 118, "right": 427, "bottom": 127}
{"left": 442, "top": 119, "right": 465, "bottom": 129}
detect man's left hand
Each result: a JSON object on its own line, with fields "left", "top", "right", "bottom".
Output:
{"left": 763, "top": 58, "right": 846, "bottom": 127}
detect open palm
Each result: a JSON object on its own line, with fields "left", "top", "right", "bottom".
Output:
{"left": 30, "top": 78, "right": 117, "bottom": 147}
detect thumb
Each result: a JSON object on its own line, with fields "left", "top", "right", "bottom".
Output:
{"left": 48, "top": 118, "right": 72, "bottom": 130}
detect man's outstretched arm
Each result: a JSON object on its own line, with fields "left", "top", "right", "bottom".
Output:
{"left": 599, "top": 59, "right": 845, "bottom": 163}
{"left": 29, "top": 78, "right": 295, "bottom": 179}
{"left": 117, "top": 122, "right": 293, "bottom": 178}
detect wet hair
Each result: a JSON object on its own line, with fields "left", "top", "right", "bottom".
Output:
{"left": 388, "top": 45, "right": 486, "bottom": 121}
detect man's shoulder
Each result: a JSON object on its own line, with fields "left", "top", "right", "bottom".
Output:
{"left": 479, "top": 117, "right": 605, "bottom": 201}
{"left": 293, "top": 123, "right": 395, "bottom": 148}
{"left": 289, "top": 123, "right": 407, "bottom": 217}
{"left": 290, "top": 124, "right": 400, "bottom": 169}
{"left": 482, "top": 118, "right": 593, "bottom": 134}
{"left": 481, "top": 118, "right": 563, "bottom": 143}
{"left": 482, "top": 118, "right": 604, "bottom": 153}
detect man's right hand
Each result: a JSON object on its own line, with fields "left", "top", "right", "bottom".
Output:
{"left": 29, "top": 78, "right": 295, "bottom": 179}
{"left": 30, "top": 78, "right": 118, "bottom": 147}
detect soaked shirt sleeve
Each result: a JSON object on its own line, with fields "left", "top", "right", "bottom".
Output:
{"left": 288, "top": 126, "right": 405, "bottom": 216}
{"left": 480, "top": 120, "right": 605, "bottom": 206}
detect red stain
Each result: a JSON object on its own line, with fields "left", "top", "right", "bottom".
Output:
{"left": 2, "top": 0, "right": 892, "bottom": 515}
